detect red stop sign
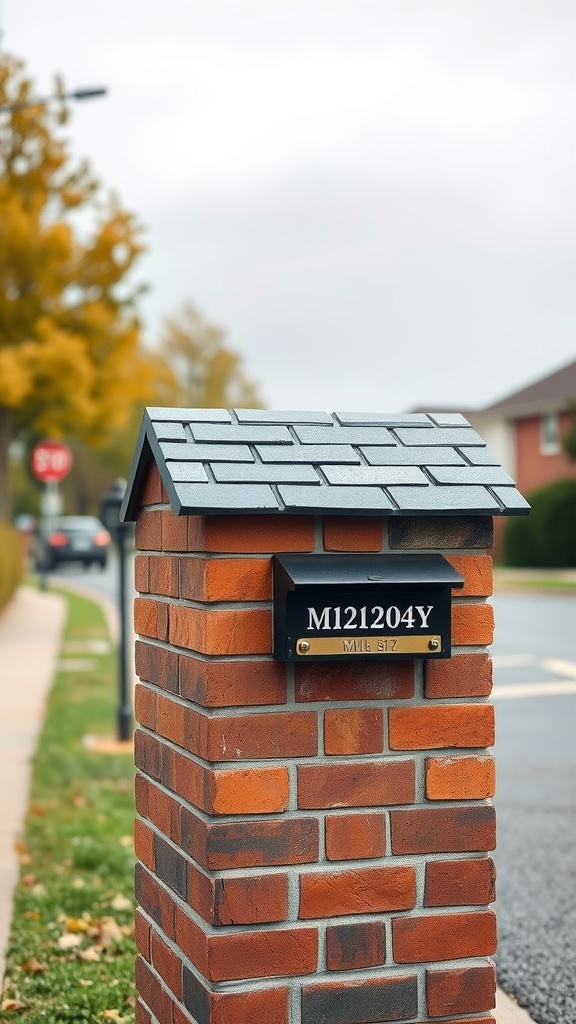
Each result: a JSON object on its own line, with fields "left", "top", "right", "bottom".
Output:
{"left": 31, "top": 441, "right": 73, "bottom": 483}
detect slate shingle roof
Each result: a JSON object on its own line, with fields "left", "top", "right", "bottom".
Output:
{"left": 121, "top": 407, "right": 530, "bottom": 520}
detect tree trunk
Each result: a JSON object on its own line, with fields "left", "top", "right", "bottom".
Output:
{"left": 0, "top": 406, "right": 13, "bottom": 522}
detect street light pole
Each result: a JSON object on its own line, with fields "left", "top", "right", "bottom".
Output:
{"left": 0, "top": 86, "right": 107, "bottom": 114}
{"left": 100, "top": 479, "right": 133, "bottom": 743}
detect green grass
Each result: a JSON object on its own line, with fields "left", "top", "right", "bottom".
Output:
{"left": 494, "top": 576, "right": 576, "bottom": 593}
{"left": 2, "top": 589, "right": 136, "bottom": 1023}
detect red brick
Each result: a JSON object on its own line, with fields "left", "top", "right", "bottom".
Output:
{"left": 135, "top": 957, "right": 171, "bottom": 1023}
{"left": 142, "top": 464, "right": 163, "bottom": 506}
{"left": 134, "top": 908, "right": 151, "bottom": 960}
{"left": 151, "top": 929, "right": 183, "bottom": 999}
{"left": 390, "top": 806, "right": 496, "bottom": 854}
{"left": 156, "top": 693, "right": 187, "bottom": 747}
{"left": 301, "top": 976, "right": 418, "bottom": 1024}
{"left": 166, "top": 751, "right": 291, "bottom": 815}
{"left": 208, "top": 767, "right": 289, "bottom": 815}
{"left": 134, "top": 730, "right": 162, "bottom": 781}
{"left": 298, "top": 760, "right": 415, "bottom": 809}
{"left": 299, "top": 865, "right": 415, "bottom": 918}
{"left": 446, "top": 554, "right": 493, "bottom": 597}
{"left": 389, "top": 704, "right": 494, "bottom": 750}
{"left": 136, "top": 511, "right": 162, "bottom": 550}
{"left": 181, "top": 811, "right": 319, "bottom": 870}
{"left": 169, "top": 605, "right": 271, "bottom": 655}
{"left": 174, "top": 905, "right": 208, "bottom": 976}
{"left": 135, "top": 999, "right": 152, "bottom": 1024}
{"left": 182, "top": 968, "right": 289, "bottom": 1024}
{"left": 425, "top": 858, "right": 496, "bottom": 908}
{"left": 161, "top": 746, "right": 204, "bottom": 808}
{"left": 205, "top": 926, "right": 318, "bottom": 982}
{"left": 210, "top": 988, "right": 289, "bottom": 1024}
{"left": 325, "top": 812, "right": 386, "bottom": 861}
{"left": 392, "top": 910, "right": 497, "bottom": 962}
{"left": 426, "top": 963, "right": 497, "bottom": 1017}
{"left": 146, "top": 784, "right": 181, "bottom": 844}
{"left": 214, "top": 873, "right": 289, "bottom": 925}
{"left": 134, "top": 684, "right": 156, "bottom": 730}
{"left": 135, "top": 864, "right": 176, "bottom": 938}
{"left": 134, "top": 554, "right": 150, "bottom": 593}
{"left": 323, "top": 516, "right": 383, "bottom": 551}
{"left": 324, "top": 708, "right": 383, "bottom": 755}
{"left": 134, "top": 597, "right": 169, "bottom": 641}
{"left": 452, "top": 603, "right": 494, "bottom": 645}
{"left": 134, "top": 817, "right": 156, "bottom": 871}
{"left": 180, "top": 556, "right": 272, "bottom": 601}
{"left": 149, "top": 555, "right": 180, "bottom": 597}
{"left": 426, "top": 755, "right": 496, "bottom": 799}
{"left": 326, "top": 921, "right": 386, "bottom": 970}
{"left": 205, "top": 710, "right": 318, "bottom": 760}
{"left": 161, "top": 509, "right": 189, "bottom": 551}
{"left": 159, "top": 703, "right": 315, "bottom": 763}
{"left": 135, "top": 773, "right": 149, "bottom": 817}
{"left": 296, "top": 661, "right": 414, "bottom": 702}
{"left": 179, "top": 656, "right": 287, "bottom": 707}
{"left": 425, "top": 653, "right": 492, "bottom": 699}
{"left": 135, "top": 641, "right": 180, "bottom": 692}
{"left": 203, "top": 515, "right": 315, "bottom": 553}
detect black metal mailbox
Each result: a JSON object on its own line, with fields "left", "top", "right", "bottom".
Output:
{"left": 273, "top": 553, "right": 464, "bottom": 662}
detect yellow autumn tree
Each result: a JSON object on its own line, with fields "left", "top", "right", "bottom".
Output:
{"left": 0, "top": 54, "right": 153, "bottom": 519}
{"left": 157, "top": 303, "right": 263, "bottom": 409}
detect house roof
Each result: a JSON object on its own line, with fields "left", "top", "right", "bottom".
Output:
{"left": 487, "top": 357, "right": 576, "bottom": 414}
{"left": 121, "top": 407, "right": 530, "bottom": 521}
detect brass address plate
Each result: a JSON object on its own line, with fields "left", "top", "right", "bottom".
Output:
{"left": 295, "top": 635, "right": 442, "bottom": 656}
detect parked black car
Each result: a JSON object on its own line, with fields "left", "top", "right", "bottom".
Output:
{"left": 34, "top": 516, "right": 111, "bottom": 570}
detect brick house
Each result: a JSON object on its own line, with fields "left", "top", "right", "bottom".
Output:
{"left": 467, "top": 357, "right": 576, "bottom": 496}
{"left": 418, "top": 358, "right": 576, "bottom": 556}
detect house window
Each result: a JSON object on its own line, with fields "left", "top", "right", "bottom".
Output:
{"left": 540, "top": 412, "right": 560, "bottom": 455}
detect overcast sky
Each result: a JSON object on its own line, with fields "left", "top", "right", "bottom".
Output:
{"left": 3, "top": 1, "right": 576, "bottom": 413}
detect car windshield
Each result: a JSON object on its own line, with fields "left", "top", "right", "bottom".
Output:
{"left": 52, "top": 517, "right": 105, "bottom": 533}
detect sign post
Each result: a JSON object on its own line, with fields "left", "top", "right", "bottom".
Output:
{"left": 31, "top": 440, "right": 73, "bottom": 588}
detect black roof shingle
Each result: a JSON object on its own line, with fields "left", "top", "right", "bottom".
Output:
{"left": 121, "top": 408, "right": 530, "bottom": 520}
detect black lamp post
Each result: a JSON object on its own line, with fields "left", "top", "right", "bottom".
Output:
{"left": 100, "top": 478, "right": 132, "bottom": 742}
{"left": 0, "top": 86, "right": 107, "bottom": 114}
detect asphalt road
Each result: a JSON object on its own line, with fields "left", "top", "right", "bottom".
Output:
{"left": 492, "top": 592, "right": 576, "bottom": 1024}
{"left": 43, "top": 563, "right": 575, "bottom": 1024}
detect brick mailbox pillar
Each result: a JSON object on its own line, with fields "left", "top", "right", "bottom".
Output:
{"left": 122, "top": 408, "right": 529, "bottom": 1024}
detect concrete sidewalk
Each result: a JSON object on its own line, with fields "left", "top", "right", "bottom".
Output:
{"left": 0, "top": 586, "right": 66, "bottom": 982}
{"left": 0, "top": 585, "right": 535, "bottom": 1023}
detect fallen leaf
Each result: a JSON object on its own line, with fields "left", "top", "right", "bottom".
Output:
{"left": 79, "top": 979, "right": 93, "bottom": 986}
{"left": 79, "top": 945, "right": 101, "bottom": 962}
{"left": 72, "top": 878, "right": 85, "bottom": 889}
{"left": 73, "top": 794, "right": 87, "bottom": 808}
{"left": 30, "top": 883, "right": 46, "bottom": 897}
{"left": 125, "top": 996, "right": 137, "bottom": 1008}
{"left": 110, "top": 894, "right": 131, "bottom": 911}
{"left": 120, "top": 924, "right": 133, "bottom": 937}
{"left": 21, "top": 874, "right": 36, "bottom": 888}
{"left": 29, "top": 805, "right": 46, "bottom": 817}
{"left": 97, "top": 917, "right": 124, "bottom": 948}
{"left": 18, "top": 854, "right": 32, "bottom": 866}
{"left": 57, "top": 933, "right": 82, "bottom": 950}
{"left": 1, "top": 999, "right": 26, "bottom": 1012}
{"left": 64, "top": 917, "right": 89, "bottom": 933}
{"left": 102, "top": 1010, "right": 124, "bottom": 1023}
{"left": 20, "top": 958, "right": 47, "bottom": 973}
{"left": 118, "top": 836, "right": 132, "bottom": 848}
{"left": 23, "top": 911, "right": 40, "bottom": 921}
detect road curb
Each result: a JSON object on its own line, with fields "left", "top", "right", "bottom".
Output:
{"left": 496, "top": 987, "right": 539, "bottom": 1023}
